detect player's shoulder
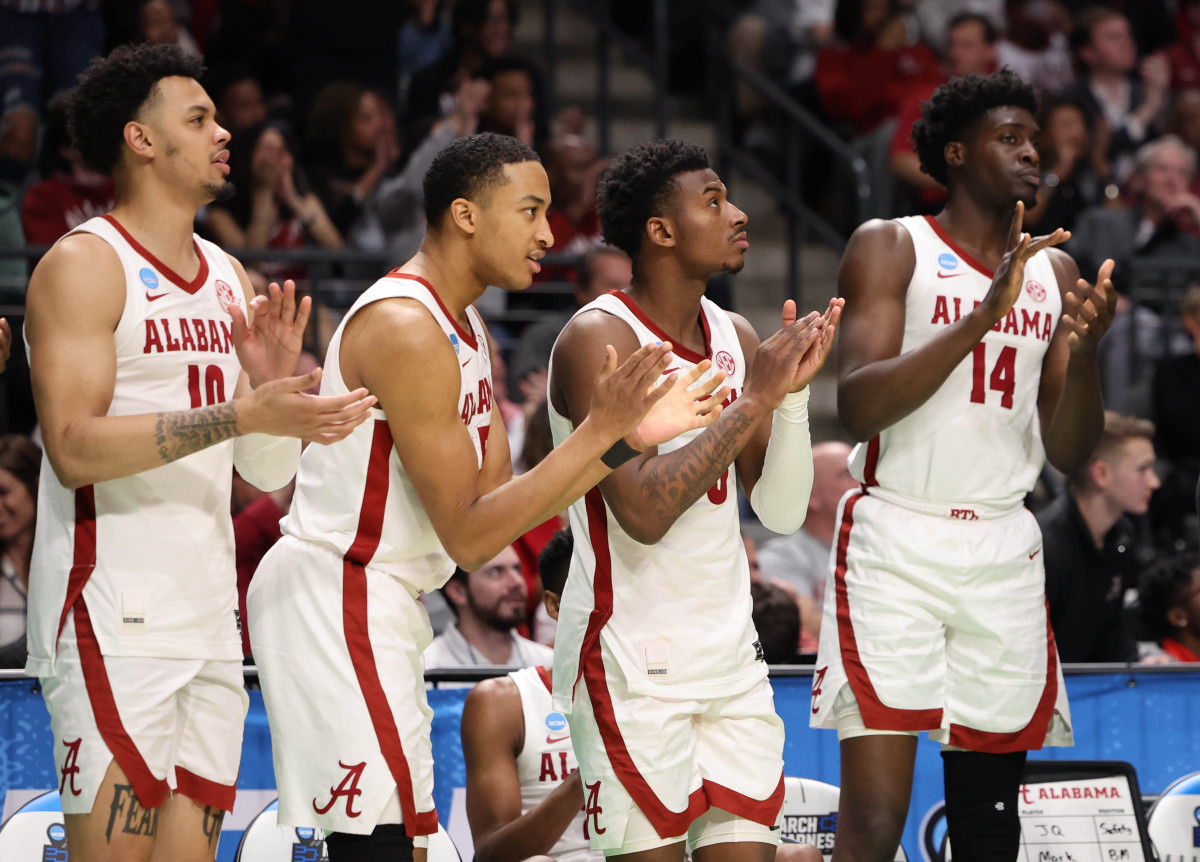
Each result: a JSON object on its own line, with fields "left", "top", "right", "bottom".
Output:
{"left": 29, "top": 230, "right": 124, "bottom": 301}
{"left": 463, "top": 674, "right": 523, "bottom": 720}
{"left": 554, "top": 301, "right": 640, "bottom": 355}
{"left": 1043, "top": 246, "right": 1080, "bottom": 293}
{"left": 845, "top": 218, "right": 915, "bottom": 256}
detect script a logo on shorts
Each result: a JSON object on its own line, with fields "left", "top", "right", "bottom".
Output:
{"left": 141, "top": 267, "right": 166, "bottom": 301}
{"left": 59, "top": 737, "right": 83, "bottom": 796}
{"left": 215, "top": 279, "right": 238, "bottom": 313}
{"left": 1025, "top": 279, "right": 1047, "bottom": 302}
{"left": 715, "top": 350, "right": 736, "bottom": 377}
{"left": 584, "top": 780, "right": 606, "bottom": 838}
{"left": 313, "top": 760, "right": 367, "bottom": 818}
{"left": 43, "top": 822, "right": 69, "bottom": 862}
{"left": 545, "top": 711, "right": 570, "bottom": 744}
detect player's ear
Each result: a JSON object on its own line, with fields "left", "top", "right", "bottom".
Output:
{"left": 124, "top": 120, "right": 155, "bottom": 160}
{"left": 944, "top": 141, "right": 965, "bottom": 171}
{"left": 444, "top": 578, "right": 468, "bottom": 609}
{"left": 645, "top": 216, "right": 675, "bottom": 249}
{"left": 1090, "top": 458, "right": 1111, "bottom": 489}
{"left": 449, "top": 198, "right": 477, "bottom": 236}
{"left": 542, "top": 590, "right": 560, "bottom": 622}
{"left": 1167, "top": 605, "right": 1188, "bottom": 629}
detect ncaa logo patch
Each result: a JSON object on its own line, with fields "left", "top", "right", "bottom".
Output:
{"left": 1025, "top": 280, "right": 1047, "bottom": 302}
{"left": 450, "top": 332, "right": 461, "bottom": 355}
{"left": 546, "top": 712, "right": 567, "bottom": 732}
{"left": 937, "top": 253, "right": 958, "bottom": 270}
{"left": 215, "top": 279, "right": 237, "bottom": 312}
{"left": 715, "top": 350, "right": 736, "bottom": 376}
{"left": 139, "top": 267, "right": 159, "bottom": 290}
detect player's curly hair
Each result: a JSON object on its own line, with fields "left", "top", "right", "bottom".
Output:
{"left": 423, "top": 132, "right": 539, "bottom": 226}
{"left": 597, "top": 138, "right": 711, "bottom": 259}
{"left": 68, "top": 43, "right": 205, "bottom": 176}
{"left": 911, "top": 69, "right": 1038, "bottom": 186}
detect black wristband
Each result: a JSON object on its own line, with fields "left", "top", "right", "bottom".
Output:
{"left": 601, "top": 438, "right": 641, "bottom": 469}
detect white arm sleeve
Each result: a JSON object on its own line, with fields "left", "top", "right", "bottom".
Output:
{"left": 233, "top": 433, "right": 302, "bottom": 492}
{"left": 749, "top": 388, "right": 815, "bottom": 535}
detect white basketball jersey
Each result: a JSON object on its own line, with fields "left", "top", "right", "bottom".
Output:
{"left": 282, "top": 272, "right": 492, "bottom": 595}
{"left": 848, "top": 215, "right": 1062, "bottom": 510}
{"left": 548, "top": 292, "right": 765, "bottom": 710}
{"left": 511, "top": 666, "right": 594, "bottom": 862}
{"left": 26, "top": 215, "right": 247, "bottom": 674}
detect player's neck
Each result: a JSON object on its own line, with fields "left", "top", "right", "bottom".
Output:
{"left": 403, "top": 240, "right": 485, "bottom": 325}
{"left": 626, "top": 271, "right": 708, "bottom": 356}
{"left": 1176, "top": 630, "right": 1200, "bottom": 658}
{"left": 935, "top": 199, "right": 1016, "bottom": 269}
{"left": 1071, "top": 488, "right": 1123, "bottom": 550}
{"left": 106, "top": 193, "right": 202, "bottom": 274}
{"left": 456, "top": 616, "right": 515, "bottom": 664}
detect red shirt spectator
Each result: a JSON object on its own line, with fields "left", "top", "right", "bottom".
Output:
{"left": 21, "top": 174, "right": 114, "bottom": 245}
{"left": 815, "top": 40, "right": 940, "bottom": 136}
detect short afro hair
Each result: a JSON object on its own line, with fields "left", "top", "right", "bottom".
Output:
{"left": 597, "top": 138, "right": 711, "bottom": 259}
{"left": 536, "top": 528, "right": 573, "bottom": 597}
{"left": 68, "top": 43, "right": 205, "bottom": 176}
{"left": 1138, "top": 555, "right": 1200, "bottom": 643}
{"left": 911, "top": 69, "right": 1038, "bottom": 186}
{"left": 422, "top": 132, "right": 540, "bottom": 226}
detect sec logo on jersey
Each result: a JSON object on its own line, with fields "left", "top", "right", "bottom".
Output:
{"left": 715, "top": 350, "right": 736, "bottom": 376}
{"left": 215, "top": 279, "right": 238, "bottom": 313}
{"left": 1025, "top": 280, "right": 1047, "bottom": 302}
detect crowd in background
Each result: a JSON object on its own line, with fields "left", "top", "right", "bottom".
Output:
{"left": 0, "top": 0, "right": 1197, "bottom": 671}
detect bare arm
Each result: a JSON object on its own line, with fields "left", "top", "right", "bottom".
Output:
{"left": 549, "top": 307, "right": 820, "bottom": 545}
{"left": 838, "top": 208, "right": 1068, "bottom": 441}
{"left": 27, "top": 234, "right": 374, "bottom": 489}
{"left": 462, "top": 678, "right": 583, "bottom": 862}
{"left": 344, "top": 299, "right": 717, "bottom": 570}
{"left": 1037, "top": 250, "right": 1116, "bottom": 472}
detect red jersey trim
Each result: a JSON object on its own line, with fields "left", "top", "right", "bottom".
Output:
{"left": 834, "top": 492, "right": 943, "bottom": 731}
{"left": 340, "top": 419, "right": 438, "bottom": 837}
{"left": 74, "top": 599, "right": 170, "bottom": 808}
{"left": 703, "top": 774, "right": 785, "bottom": 827}
{"left": 101, "top": 214, "right": 210, "bottom": 295}
{"left": 947, "top": 603, "right": 1058, "bottom": 753}
{"left": 176, "top": 766, "right": 237, "bottom": 812}
{"left": 57, "top": 486, "right": 97, "bottom": 646}
{"left": 572, "top": 488, "right": 614, "bottom": 700}
{"left": 536, "top": 665, "right": 553, "bottom": 693}
{"left": 862, "top": 436, "right": 880, "bottom": 488}
{"left": 1162, "top": 638, "right": 1200, "bottom": 663}
{"left": 384, "top": 271, "right": 479, "bottom": 351}
{"left": 922, "top": 216, "right": 995, "bottom": 279}
{"left": 608, "top": 290, "right": 712, "bottom": 365}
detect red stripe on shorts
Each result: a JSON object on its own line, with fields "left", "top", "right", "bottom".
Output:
{"left": 703, "top": 773, "right": 785, "bottom": 827}
{"left": 862, "top": 437, "right": 880, "bottom": 487}
{"left": 73, "top": 598, "right": 170, "bottom": 808}
{"left": 342, "top": 420, "right": 438, "bottom": 837}
{"left": 175, "top": 767, "right": 236, "bottom": 812}
{"left": 576, "top": 487, "right": 709, "bottom": 839}
{"left": 947, "top": 601, "right": 1059, "bottom": 753}
{"left": 834, "top": 491, "right": 943, "bottom": 731}
{"left": 57, "top": 486, "right": 97, "bottom": 645}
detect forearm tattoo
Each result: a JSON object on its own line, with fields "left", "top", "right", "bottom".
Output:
{"left": 154, "top": 403, "right": 239, "bottom": 464}
{"left": 640, "top": 409, "right": 755, "bottom": 518}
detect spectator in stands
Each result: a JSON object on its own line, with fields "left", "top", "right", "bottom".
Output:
{"left": 1138, "top": 555, "right": 1200, "bottom": 663}
{"left": 994, "top": 0, "right": 1074, "bottom": 96}
{"left": 538, "top": 132, "right": 608, "bottom": 285}
{"left": 751, "top": 580, "right": 802, "bottom": 664}
{"left": 889, "top": 12, "right": 999, "bottom": 207}
{"left": 0, "top": 0, "right": 105, "bottom": 186}
{"left": 134, "top": 0, "right": 201, "bottom": 55}
{"left": 400, "top": 0, "right": 454, "bottom": 86}
{"left": 19, "top": 96, "right": 115, "bottom": 246}
{"left": 1164, "top": 0, "right": 1200, "bottom": 92}
{"left": 814, "top": 0, "right": 941, "bottom": 138}
{"left": 305, "top": 78, "right": 489, "bottom": 255}
{"left": 206, "top": 122, "right": 342, "bottom": 283}
{"left": 1061, "top": 7, "right": 1171, "bottom": 185}
{"left": 407, "top": 0, "right": 517, "bottom": 143}
{"left": 424, "top": 545, "right": 555, "bottom": 669}
{"left": 1168, "top": 88, "right": 1200, "bottom": 196}
{"left": 474, "top": 56, "right": 542, "bottom": 150}
{"left": 1151, "top": 284, "right": 1200, "bottom": 547}
{"left": 757, "top": 440, "right": 858, "bottom": 642}
{"left": 1038, "top": 412, "right": 1160, "bottom": 663}
{"left": 1025, "top": 97, "right": 1114, "bottom": 232}
{"left": 0, "top": 434, "right": 40, "bottom": 669}
{"left": 205, "top": 64, "right": 267, "bottom": 136}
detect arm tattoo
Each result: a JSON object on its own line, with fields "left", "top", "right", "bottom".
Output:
{"left": 640, "top": 409, "right": 755, "bottom": 518}
{"left": 153, "top": 402, "right": 240, "bottom": 464}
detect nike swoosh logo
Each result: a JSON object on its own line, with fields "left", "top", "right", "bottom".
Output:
{"left": 936, "top": 271, "right": 966, "bottom": 279}
{"left": 146, "top": 292, "right": 166, "bottom": 301}
{"left": 1029, "top": 548, "right": 1041, "bottom": 560}
{"left": 461, "top": 359, "right": 471, "bottom": 367}
{"left": 546, "top": 735, "right": 570, "bottom": 744}
{"left": 662, "top": 367, "right": 679, "bottom": 375}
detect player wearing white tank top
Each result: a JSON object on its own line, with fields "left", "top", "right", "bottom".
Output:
{"left": 246, "top": 133, "right": 728, "bottom": 862}
{"left": 21, "top": 44, "right": 376, "bottom": 862}
{"left": 815, "top": 71, "right": 1118, "bottom": 862}
{"left": 548, "top": 139, "right": 838, "bottom": 862}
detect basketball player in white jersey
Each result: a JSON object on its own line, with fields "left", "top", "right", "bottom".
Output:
{"left": 811, "top": 70, "right": 1117, "bottom": 862}
{"left": 247, "top": 133, "right": 729, "bottom": 862}
{"left": 547, "top": 138, "right": 841, "bottom": 862}
{"left": 21, "top": 44, "right": 377, "bottom": 862}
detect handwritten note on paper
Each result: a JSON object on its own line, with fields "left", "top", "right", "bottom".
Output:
{"left": 1018, "top": 776, "right": 1145, "bottom": 862}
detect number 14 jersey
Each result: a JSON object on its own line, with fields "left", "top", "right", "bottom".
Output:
{"left": 848, "top": 215, "right": 1062, "bottom": 511}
